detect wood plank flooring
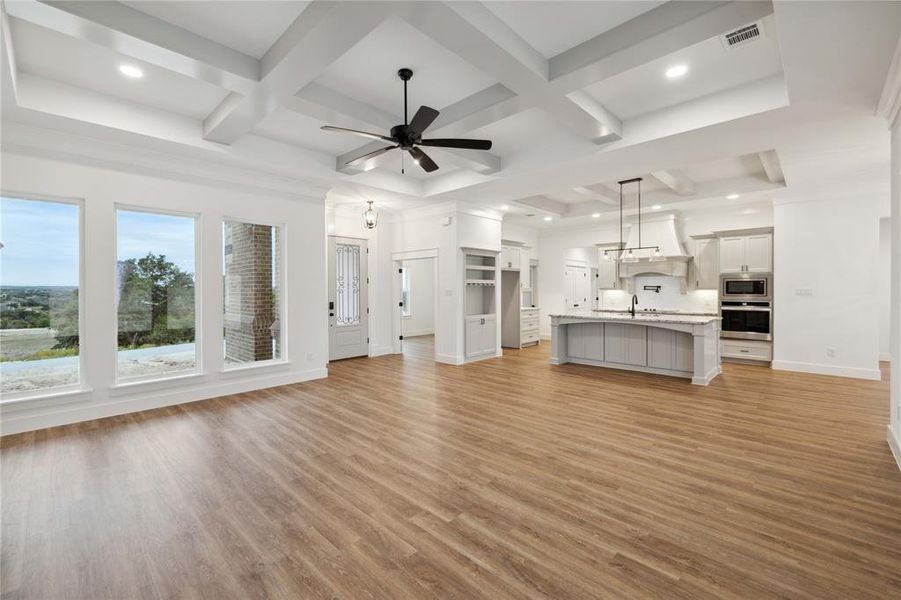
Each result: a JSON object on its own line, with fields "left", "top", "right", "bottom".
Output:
{"left": 2, "top": 336, "right": 900, "bottom": 599}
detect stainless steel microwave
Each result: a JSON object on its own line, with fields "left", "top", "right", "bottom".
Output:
{"left": 720, "top": 273, "right": 771, "bottom": 301}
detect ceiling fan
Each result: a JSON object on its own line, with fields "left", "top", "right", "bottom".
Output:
{"left": 320, "top": 68, "right": 492, "bottom": 174}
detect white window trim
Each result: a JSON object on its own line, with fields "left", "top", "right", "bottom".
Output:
{"left": 113, "top": 204, "right": 203, "bottom": 384}
{"left": 0, "top": 191, "right": 86, "bottom": 405}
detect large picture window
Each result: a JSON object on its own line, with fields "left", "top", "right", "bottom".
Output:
{"left": 223, "top": 220, "right": 282, "bottom": 366}
{"left": 1, "top": 196, "right": 81, "bottom": 396}
{"left": 116, "top": 208, "right": 197, "bottom": 380}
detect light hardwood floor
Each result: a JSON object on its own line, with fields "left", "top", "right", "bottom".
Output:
{"left": 2, "top": 337, "right": 900, "bottom": 599}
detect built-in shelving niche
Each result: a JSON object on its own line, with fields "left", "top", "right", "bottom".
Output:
{"left": 464, "top": 252, "right": 496, "bottom": 317}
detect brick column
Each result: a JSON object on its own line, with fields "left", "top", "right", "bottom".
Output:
{"left": 224, "top": 222, "right": 274, "bottom": 363}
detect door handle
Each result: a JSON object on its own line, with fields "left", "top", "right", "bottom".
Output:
{"left": 328, "top": 301, "right": 334, "bottom": 310}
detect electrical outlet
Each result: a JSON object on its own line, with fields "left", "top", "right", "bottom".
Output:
{"left": 826, "top": 347, "right": 835, "bottom": 358}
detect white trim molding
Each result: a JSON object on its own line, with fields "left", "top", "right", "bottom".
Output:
{"left": 771, "top": 360, "right": 882, "bottom": 381}
{"left": 888, "top": 425, "right": 901, "bottom": 473}
{"left": 1, "top": 367, "right": 327, "bottom": 436}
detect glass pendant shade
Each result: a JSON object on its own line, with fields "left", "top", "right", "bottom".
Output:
{"left": 362, "top": 201, "right": 378, "bottom": 230}
{"left": 623, "top": 249, "right": 639, "bottom": 263}
{"left": 652, "top": 247, "right": 665, "bottom": 261}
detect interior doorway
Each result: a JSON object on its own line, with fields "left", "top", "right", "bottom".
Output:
{"left": 400, "top": 257, "right": 436, "bottom": 357}
{"left": 327, "top": 236, "right": 369, "bottom": 361}
{"left": 392, "top": 250, "right": 439, "bottom": 361}
{"left": 563, "top": 263, "right": 590, "bottom": 310}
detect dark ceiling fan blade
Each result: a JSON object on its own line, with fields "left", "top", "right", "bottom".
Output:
{"left": 407, "top": 106, "right": 439, "bottom": 137}
{"left": 345, "top": 145, "right": 398, "bottom": 166}
{"left": 407, "top": 147, "right": 439, "bottom": 173}
{"left": 419, "top": 138, "right": 492, "bottom": 150}
{"left": 321, "top": 125, "right": 393, "bottom": 142}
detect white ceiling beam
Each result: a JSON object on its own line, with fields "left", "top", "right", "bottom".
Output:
{"left": 573, "top": 185, "right": 618, "bottom": 205}
{"left": 402, "top": 2, "right": 621, "bottom": 143}
{"left": 649, "top": 169, "right": 695, "bottom": 195}
{"left": 293, "top": 82, "right": 398, "bottom": 131}
{"left": 1, "top": 6, "right": 20, "bottom": 107}
{"left": 426, "top": 147, "right": 500, "bottom": 174}
{"left": 757, "top": 150, "right": 785, "bottom": 184}
{"left": 427, "top": 83, "right": 518, "bottom": 137}
{"left": 514, "top": 195, "right": 567, "bottom": 217}
{"left": 548, "top": 1, "right": 774, "bottom": 93}
{"left": 6, "top": 0, "right": 259, "bottom": 93}
{"left": 202, "top": 1, "right": 386, "bottom": 144}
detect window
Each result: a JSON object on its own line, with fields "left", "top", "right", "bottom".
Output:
{"left": 400, "top": 267, "right": 412, "bottom": 317}
{"left": 335, "top": 243, "right": 361, "bottom": 326}
{"left": 1, "top": 196, "right": 82, "bottom": 396}
{"left": 116, "top": 208, "right": 197, "bottom": 380}
{"left": 223, "top": 220, "right": 282, "bottom": 366}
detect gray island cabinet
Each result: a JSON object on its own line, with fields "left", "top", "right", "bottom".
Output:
{"left": 549, "top": 312, "right": 721, "bottom": 385}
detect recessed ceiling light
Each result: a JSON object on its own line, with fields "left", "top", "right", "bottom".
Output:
{"left": 119, "top": 64, "right": 144, "bottom": 79}
{"left": 500, "top": 204, "right": 510, "bottom": 211}
{"left": 727, "top": 193, "right": 740, "bottom": 200}
{"left": 665, "top": 64, "right": 688, "bottom": 79}
{"left": 651, "top": 204, "right": 662, "bottom": 210}
{"left": 591, "top": 213, "right": 601, "bottom": 218}
{"left": 543, "top": 216, "right": 552, "bottom": 222}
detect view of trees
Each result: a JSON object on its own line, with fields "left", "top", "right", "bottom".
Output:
{"left": 0, "top": 253, "right": 194, "bottom": 352}
{"left": 117, "top": 253, "right": 195, "bottom": 349}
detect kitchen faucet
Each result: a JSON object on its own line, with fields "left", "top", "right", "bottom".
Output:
{"left": 630, "top": 294, "right": 638, "bottom": 317}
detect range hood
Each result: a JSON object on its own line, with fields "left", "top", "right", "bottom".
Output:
{"left": 614, "top": 214, "right": 692, "bottom": 281}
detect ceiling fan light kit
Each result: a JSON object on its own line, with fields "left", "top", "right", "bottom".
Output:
{"left": 321, "top": 68, "right": 492, "bottom": 174}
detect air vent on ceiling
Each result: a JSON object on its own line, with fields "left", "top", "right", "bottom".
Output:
{"left": 722, "top": 22, "right": 762, "bottom": 51}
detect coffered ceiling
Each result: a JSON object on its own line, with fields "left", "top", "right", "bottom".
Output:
{"left": 1, "top": 1, "right": 898, "bottom": 223}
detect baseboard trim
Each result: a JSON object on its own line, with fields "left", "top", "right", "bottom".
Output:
{"left": 402, "top": 329, "right": 435, "bottom": 338}
{"left": 888, "top": 425, "right": 901, "bottom": 473}
{"left": 435, "top": 353, "right": 463, "bottom": 365}
{"left": 771, "top": 360, "right": 882, "bottom": 381}
{"left": 369, "top": 345, "right": 395, "bottom": 357}
{"left": 1, "top": 367, "right": 328, "bottom": 436}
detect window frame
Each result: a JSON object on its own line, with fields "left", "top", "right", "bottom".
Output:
{"left": 0, "top": 191, "right": 87, "bottom": 403}
{"left": 113, "top": 204, "right": 202, "bottom": 384}
{"left": 220, "top": 215, "right": 287, "bottom": 372}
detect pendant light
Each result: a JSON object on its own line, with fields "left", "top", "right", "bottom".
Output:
{"left": 600, "top": 177, "right": 662, "bottom": 262}
{"left": 362, "top": 200, "right": 378, "bottom": 230}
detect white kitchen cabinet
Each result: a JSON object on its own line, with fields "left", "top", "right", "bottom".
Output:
{"left": 501, "top": 245, "right": 521, "bottom": 270}
{"left": 597, "top": 250, "right": 620, "bottom": 290}
{"left": 745, "top": 234, "right": 772, "bottom": 272}
{"left": 719, "top": 233, "right": 772, "bottom": 273}
{"left": 647, "top": 328, "right": 693, "bottom": 371}
{"left": 520, "top": 307, "right": 540, "bottom": 346}
{"left": 465, "top": 315, "right": 497, "bottom": 358}
{"left": 692, "top": 237, "right": 719, "bottom": 289}
{"left": 604, "top": 323, "right": 647, "bottom": 366}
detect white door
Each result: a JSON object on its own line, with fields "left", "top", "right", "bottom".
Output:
{"left": 694, "top": 238, "right": 719, "bottom": 288}
{"left": 745, "top": 234, "right": 772, "bottom": 272}
{"left": 328, "top": 236, "right": 369, "bottom": 360}
{"left": 719, "top": 237, "right": 745, "bottom": 273}
{"left": 564, "top": 265, "right": 589, "bottom": 309}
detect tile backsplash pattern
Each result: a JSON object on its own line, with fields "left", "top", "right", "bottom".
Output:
{"left": 600, "top": 275, "right": 718, "bottom": 313}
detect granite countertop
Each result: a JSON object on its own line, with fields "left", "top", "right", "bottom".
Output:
{"left": 596, "top": 308, "right": 718, "bottom": 317}
{"left": 549, "top": 310, "right": 720, "bottom": 325}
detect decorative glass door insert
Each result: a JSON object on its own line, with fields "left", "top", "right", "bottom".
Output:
{"left": 335, "top": 243, "right": 361, "bottom": 326}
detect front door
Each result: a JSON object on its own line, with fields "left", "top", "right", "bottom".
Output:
{"left": 328, "top": 236, "right": 369, "bottom": 360}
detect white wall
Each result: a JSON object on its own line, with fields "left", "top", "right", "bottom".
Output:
{"left": 501, "top": 221, "right": 539, "bottom": 247}
{"left": 772, "top": 195, "right": 882, "bottom": 380}
{"left": 1, "top": 152, "right": 328, "bottom": 435}
{"left": 880, "top": 217, "right": 892, "bottom": 361}
{"left": 401, "top": 258, "right": 435, "bottom": 337}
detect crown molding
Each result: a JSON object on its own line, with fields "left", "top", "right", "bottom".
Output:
{"left": 0, "top": 120, "right": 331, "bottom": 203}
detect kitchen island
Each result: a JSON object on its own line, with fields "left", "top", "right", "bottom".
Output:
{"left": 550, "top": 311, "right": 721, "bottom": 385}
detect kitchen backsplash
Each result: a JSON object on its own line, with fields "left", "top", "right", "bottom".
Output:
{"left": 600, "top": 274, "right": 718, "bottom": 313}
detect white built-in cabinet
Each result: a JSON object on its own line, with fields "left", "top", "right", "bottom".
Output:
{"left": 464, "top": 250, "right": 498, "bottom": 360}
{"left": 691, "top": 236, "right": 719, "bottom": 289}
{"left": 500, "top": 245, "right": 521, "bottom": 270}
{"left": 597, "top": 247, "right": 620, "bottom": 290}
{"left": 719, "top": 233, "right": 772, "bottom": 273}
{"left": 519, "top": 247, "right": 531, "bottom": 288}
